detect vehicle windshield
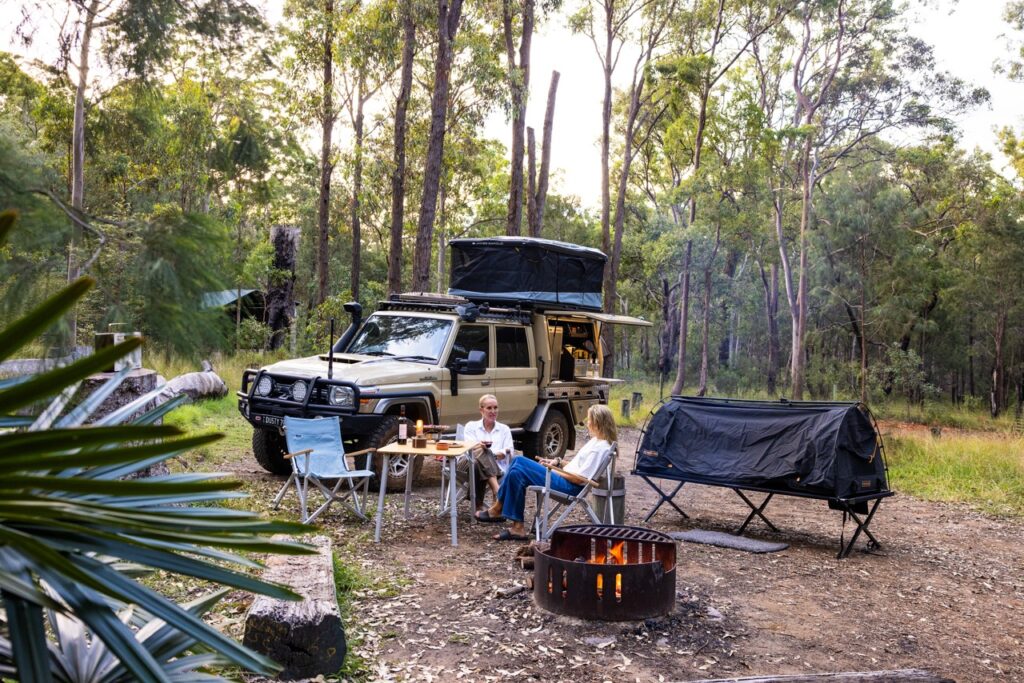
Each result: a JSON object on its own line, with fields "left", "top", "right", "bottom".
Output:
{"left": 346, "top": 315, "right": 452, "bottom": 362}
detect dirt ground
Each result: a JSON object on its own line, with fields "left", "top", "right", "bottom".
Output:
{"left": 232, "top": 425, "right": 1024, "bottom": 682}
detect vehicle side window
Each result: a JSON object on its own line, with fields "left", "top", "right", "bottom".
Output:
{"left": 496, "top": 326, "right": 530, "bottom": 367}
{"left": 448, "top": 325, "right": 489, "bottom": 366}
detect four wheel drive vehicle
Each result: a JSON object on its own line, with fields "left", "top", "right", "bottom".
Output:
{"left": 238, "top": 238, "right": 650, "bottom": 489}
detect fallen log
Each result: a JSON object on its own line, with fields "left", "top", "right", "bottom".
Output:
{"left": 243, "top": 535, "right": 346, "bottom": 680}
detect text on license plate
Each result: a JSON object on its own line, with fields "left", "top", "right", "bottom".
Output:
{"left": 254, "top": 414, "right": 282, "bottom": 427}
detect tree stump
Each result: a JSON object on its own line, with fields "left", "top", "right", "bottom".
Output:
{"left": 267, "top": 225, "right": 300, "bottom": 351}
{"left": 243, "top": 535, "right": 346, "bottom": 680}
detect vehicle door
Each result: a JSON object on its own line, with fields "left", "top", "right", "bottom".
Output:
{"left": 442, "top": 324, "right": 493, "bottom": 426}
{"left": 491, "top": 325, "right": 535, "bottom": 426}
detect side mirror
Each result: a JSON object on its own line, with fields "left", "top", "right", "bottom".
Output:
{"left": 454, "top": 349, "right": 486, "bottom": 375}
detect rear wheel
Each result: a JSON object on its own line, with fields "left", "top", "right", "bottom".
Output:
{"left": 362, "top": 415, "right": 424, "bottom": 491}
{"left": 252, "top": 428, "right": 289, "bottom": 474}
{"left": 522, "top": 410, "right": 569, "bottom": 461}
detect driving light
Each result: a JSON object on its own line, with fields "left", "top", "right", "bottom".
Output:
{"left": 291, "top": 380, "right": 308, "bottom": 402}
{"left": 256, "top": 375, "right": 273, "bottom": 396}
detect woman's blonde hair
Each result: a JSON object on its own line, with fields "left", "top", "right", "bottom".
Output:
{"left": 587, "top": 404, "right": 617, "bottom": 442}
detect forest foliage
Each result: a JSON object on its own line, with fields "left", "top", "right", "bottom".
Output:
{"left": 1, "top": 0, "right": 1023, "bottom": 417}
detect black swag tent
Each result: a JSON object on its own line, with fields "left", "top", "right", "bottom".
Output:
{"left": 633, "top": 397, "right": 893, "bottom": 558}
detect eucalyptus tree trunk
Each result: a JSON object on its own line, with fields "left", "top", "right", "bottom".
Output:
{"left": 696, "top": 224, "right": 721, "bottom": 396}
{"left": 503, "top": 0, "right": 534, "bottom": 236}
{"left": 412, "top": 0, "right": 464, "bottom": 291}
{"left": 350, "top": 73, "right": 365, "bottom": 302}
{"left": 991, "top": 309, "right": 1007, "bottom": 417}
{"left": 315, "top": 0, "right": 335, "bottom": 308}
{"left": 67, "top": 0, "right": 100, "bottom": 349}
{"left": 532, "top": 70, "right": 559, "bottom": 236}
{"left": 671, "top": 240, "right": 693, "bottom": 395}
{"left": 757, "top": 260, "right": 781, "bottom": 396}
{"left": 526, "top": 128, "right": 538, "bottom": 235}
{"left": 388, "top": 5, "right": 415, "bottom": 295}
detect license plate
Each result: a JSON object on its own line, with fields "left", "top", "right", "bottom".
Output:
{"left": 254, "top": 414, "right": 283, "bottom": 427}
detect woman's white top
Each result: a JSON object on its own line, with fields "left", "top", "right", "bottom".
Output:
{"left": 564, "top": 438, "right": 613, "bottom": 482}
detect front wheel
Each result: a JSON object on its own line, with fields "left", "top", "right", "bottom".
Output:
{"left": 252, "top": 427, "right": 289, "bottom": 475}
{"left": 361, "top": 415, "right": 424, "bottom": 491}
{"left": 521, "top": 410, "right": 569, "bottom": 461}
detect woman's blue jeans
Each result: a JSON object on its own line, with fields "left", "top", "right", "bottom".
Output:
{"left": 497, "top": 457, "right": 582, "bottom": 523}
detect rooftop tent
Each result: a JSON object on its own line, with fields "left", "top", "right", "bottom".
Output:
{"left": 635, "top": 397, "right": 888, "bottom": 499}
{"left": 448, "top": 237, "right": 607, "bottom": 312}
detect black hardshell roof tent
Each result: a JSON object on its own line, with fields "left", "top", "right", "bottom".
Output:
{"left": 635, "top": 396, "right": 889, "bottom": 499}
{"left": 448, "top": 236, "right": 607, "bottom": 312}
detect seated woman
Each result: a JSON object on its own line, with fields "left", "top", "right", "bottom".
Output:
{"left": 475, "top": 404, "right": 617, "bottom": 541}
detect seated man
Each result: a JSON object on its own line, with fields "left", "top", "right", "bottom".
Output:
{"left": 458, "top": 394, "right": 514, "bottom": 513}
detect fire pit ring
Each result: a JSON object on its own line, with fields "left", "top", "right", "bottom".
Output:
{"left": 533, "top": 524, "right": 676, "bottom": 621}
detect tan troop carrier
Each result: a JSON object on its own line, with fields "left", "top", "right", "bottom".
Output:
{"left": 238, "top": 237, "right": 650, "bottom": 489}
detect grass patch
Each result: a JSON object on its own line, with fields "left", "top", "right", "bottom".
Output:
{"left": 886, "top": 432, "right": 1024, "bottom": 516}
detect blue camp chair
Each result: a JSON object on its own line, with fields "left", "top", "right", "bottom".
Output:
{"left": 271, "top": 416, "right": 376, "bottom": 524}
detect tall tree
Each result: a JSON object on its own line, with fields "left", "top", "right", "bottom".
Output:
{"left": 502, "top": 0, "right": 535, "bottom": 236}
{"left": 412, "top": 0, "right": 464, "bottom": 291}
{"left": 388, "top": 2, "right": 417, "bottom": 294}
{"left": 315, "top": 0, "right": 337, "bottom": 308}
{"left": 339, "top": 0, "right": 401, "bottom": 302}
{"left": 530, "top": 69, "right": 561, "bottom": 236}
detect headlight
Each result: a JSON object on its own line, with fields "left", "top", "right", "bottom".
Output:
{"left": 329, "top": 386, "right": 355, "bottom": 409}
{"left": 255, "top": 375, "right": 273, "bottom": 396}
{"left": 291, "top": 380, "right": 308, "bottom": 402}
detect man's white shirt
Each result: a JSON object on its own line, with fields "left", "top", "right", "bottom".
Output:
{"left": 463, "top": 419, "right": 514, "bottom": 474}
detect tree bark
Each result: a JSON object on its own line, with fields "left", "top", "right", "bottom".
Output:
{"left": 503, "top": 0, "right": 534, "bottom": 237}
{"left": 267, "top": 226, "right": 300, "bottom": 351}
{"left": 315, "top": 0, "right": 336, "bottom": 308}
{"left": 388, "top": 5, "right": 415, "bottom": 295}
{"left": 991, "top": 309, "right": 1007, "bottom": 417}
{"left": 412, "top": 0, "right": 464, "bottom": 291}
{"left": 671, "top": 240, "right": 693, "bottom": 395}
{"left": 526, "top": 127, "right": 538, "bottom": 236}
{"left": 67, "top": 0, "right": 100, "bottom": 349}
{"left": 533, "top": 70, "right": 559, "bottom": 236}
{"left": 350, "top": 73, "right": 365, "bottom": 302}
{"left": 696, "top": 224, "right": 721, "bottom": 396}
{"left": 757, "top": 259, "right": 781, "bottom": 396}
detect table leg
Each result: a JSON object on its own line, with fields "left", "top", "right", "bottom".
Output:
{"left": 449, "top": 456, "right": 458, "bottom": 546}
{"left": 374, "top": 454, "right": 390, "bottom": 543}
{"left": 404, "top": 454, "right": 416, "bottom": 519}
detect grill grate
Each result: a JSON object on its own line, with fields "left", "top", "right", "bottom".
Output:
{"left": 552, "top": 524, "right": 673, "bottom": 544}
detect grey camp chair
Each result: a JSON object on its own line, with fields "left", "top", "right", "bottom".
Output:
{"left": 272, "top": 416, "right": 376, "bottom": 524}
{"left": 529, "top": 441, "right": 618, "bottom": 541}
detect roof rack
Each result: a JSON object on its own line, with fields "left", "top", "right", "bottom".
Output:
{"left": 379, "top": 293, "right": 533, "bottom": 325}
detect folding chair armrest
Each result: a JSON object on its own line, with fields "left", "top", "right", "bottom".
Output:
{"left": 545, "top": 464, "right": 598, "bottom": 489}
{"left": 283, "top": 448, "right": 314, "bottom": 460}
{"left": 346, "top": 447, "right": 377, "bottom": 457}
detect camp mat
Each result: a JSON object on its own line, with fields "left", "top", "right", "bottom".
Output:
{"left": 668, "top": 529, "right": 789, "bottom": 553}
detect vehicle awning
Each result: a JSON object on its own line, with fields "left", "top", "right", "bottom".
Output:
{"left": 543, "top": 310, "right": 653, "bottom": 327}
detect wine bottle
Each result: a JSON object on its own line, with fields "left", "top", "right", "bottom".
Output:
{"left": 398, "top": 405, "right": 408, "bottom": 444}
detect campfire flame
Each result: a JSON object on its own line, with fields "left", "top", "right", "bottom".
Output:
{"left": 608, "top": 541, "right": 625, "bottom": 564}
{"left": 593, "top": 540, "right": 626, "bottom": 565}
